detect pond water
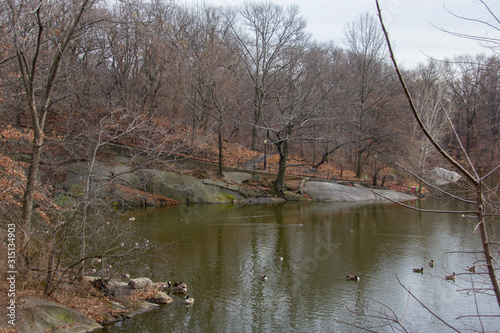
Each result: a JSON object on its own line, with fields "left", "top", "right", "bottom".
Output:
{"left": 99, "top": 198, "right": 500, "bottom": 332}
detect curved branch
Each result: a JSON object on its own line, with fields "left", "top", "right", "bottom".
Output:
{"left": 375, "top": 1, "right": 478, "bottom": 187}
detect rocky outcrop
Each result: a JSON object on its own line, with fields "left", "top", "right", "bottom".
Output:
{"left": 56, "top": 161, "right": 417, "bottom": 206}
{"left": 18, "top": 297, "right": 103, "bottom": 333}
{"left": 55, "top": 162, "right": 249, "bottom": 205}
{"left": 425, "top": 167, "right": 461, "bottom": 186}
{"left": 128, "top": 277, "right": 153, "bottom": 290}
{"left": 141, "top": 170, "right": 245, "bottom": 203}
{"left": 302, "top": 181, "right": 417, "bottom": 202}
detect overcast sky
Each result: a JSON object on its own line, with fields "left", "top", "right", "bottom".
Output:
{"left": 180, "top": 0, "right": 499, "bottom": 69}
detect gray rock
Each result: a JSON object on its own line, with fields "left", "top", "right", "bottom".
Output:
{"left": 283, "top": 191, "right": 300, "bottom": 201}
{"left": 57, "top": 163, "right": 246, "bottom": 205}
{"left": 18, "top": 297, "right": 102, "bottom": 333}
{"left": 153, "top": 291, "right": 173, "bottom": 304}
{"left": 106, "top": 280, "right": 131, "bottom": 298}
{"left": 142, "top": 170, "right": 245, "bottom": 204}
{"left": 223, "top": 171, "right": 253, "bottom": 185}
{"left": 425, "top": 167, "right": 461, "bottom": 186}
{"left": 303, "top": 181, "right": 416, "bottom": 202}
{"left": 128, "top": 277, "right": 153, "bottom": 290}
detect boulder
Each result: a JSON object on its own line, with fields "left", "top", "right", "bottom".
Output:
{"left": 283, "top": 191, "right": 301, "bottom": 201}
{"left": 128, "top": 278, "right": 153, "bottom": 290}
{"left": 153, "top": 291, "right": 173, "bottom": 304}
{"left": 425, "top": 167, "right": 461, "bottom": 186}
{"left": 140, "top": 170, "right": 245, "bottom": 204}
{"left": 57, "top": 163, "right": 247, "bottom": 205}
{"left": 223, "top": 171, "right": 253, "bottom": 185}
{"left": 18, "top": 297, "right": 102, "bottom": 333}
{"left": 303, "top": 181, "right": 417, "bottom": 202}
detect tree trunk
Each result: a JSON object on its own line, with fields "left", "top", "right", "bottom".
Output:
{"left": 355, "top": 150, "right": 363, "bottom": 179}
{"left": 476, "top": 182, "right": 500, "bottom": 308}
{"left": 20, "top": 135, "right": 43, "bottom": 269}
{"left": 251, "top": 85, "right": 264, "bottom": 150}
{"left": 217, "top": 123, "right": 223, "bottom": 177}
{"left": 274, "top": 140, "right": 289, "bottom": 193}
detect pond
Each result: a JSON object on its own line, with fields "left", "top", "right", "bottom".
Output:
{"left": 99, "top": 198, "right": 500, "bottom": 332}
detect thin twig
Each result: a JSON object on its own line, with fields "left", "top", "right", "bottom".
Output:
{"left": 372, "top": 190, "right": 476, "bottom": 215}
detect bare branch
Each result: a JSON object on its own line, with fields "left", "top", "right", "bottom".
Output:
{"left": 395, "top": 274, "right": 461, "bottom": 332}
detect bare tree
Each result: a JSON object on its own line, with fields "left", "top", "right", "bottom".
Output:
{"left": 343, "top": 12, "right": 394, "bottom": 179}
{"left": 410, "top": 60, "right": 451, "bottom": 192}
{"left": 446, "top": 54, "right": 487, "bottom": 155}
{"left": 226, "top": 1, "right": 309, "bottom": 150}
{"left": 5, "top": 0, "right": 98, "bottom": 270}
{"left": 181, "top": 4, "right": 243, "bottom": 177}
{"left": 263, "top": 43, "right": 332, "bottom": 193}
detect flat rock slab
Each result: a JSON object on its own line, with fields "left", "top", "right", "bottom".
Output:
{"left": 222, "top": 172, "right": 253, "bottom": 185}
{"left": 303, "top": 181, "right": 417, "bottom": 202}
{"left": 18, "top": 297, "right": 102, "bottom": 333}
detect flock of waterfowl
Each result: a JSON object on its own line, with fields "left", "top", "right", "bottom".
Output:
{"left": 410, "top": 259, "right": 477, "bottom": 281}
{"left": 160, "top": 281, "right": 195, "bottom": 305}
{"left": 344, "top": 259, "right": 474, "bottom": 283}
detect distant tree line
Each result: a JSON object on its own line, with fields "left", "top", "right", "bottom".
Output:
{"left": 1, "top": 0, "right": 499, "bottom": 191}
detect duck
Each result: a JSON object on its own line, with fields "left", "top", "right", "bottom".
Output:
{"left": 413, "top": 267, "right": 424, "bottom": 273}
{"left": 466, "top": 265, "right": 476, "bottom": 273}
{"left": 346, "top": 275, "right": 360, "bottom": 281}
{"left": 173, "top": 282, "right": 188, "bottom": 293}
{"left": 184, "top": 294, "right": 194, "bottom": 305}
{"left": 347, "top": 229, "right": 354, "bottom": 233}
{"left": 129, "top": 217, "right": 135, "bottom": 221}
{"left": 260, "top": 275, "right": 268, "bottom": 281}
{"left": 428, "top": 260, "right": 434, "bottom": 268}
{"left": 276, "top": 256, "right": 284, "bottom": 261}
{"left": 445, "top": 272, "right": 456, "bottom": 280}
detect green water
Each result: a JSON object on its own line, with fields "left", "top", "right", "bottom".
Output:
{"left": 99, "top": 198, "right": 500, "bottom": 332}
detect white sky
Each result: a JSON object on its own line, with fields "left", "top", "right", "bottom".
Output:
{"left": 180, "top": 0, "right": 500, "bottom": 69}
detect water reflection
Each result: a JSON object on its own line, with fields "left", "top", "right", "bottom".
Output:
{"left": 100, "top": 199, "right": 500, "bottom": 332}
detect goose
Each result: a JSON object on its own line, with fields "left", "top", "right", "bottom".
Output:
{"left": 466, "top": 265, "right": 476, "bottom": 273}
{"left": 185, "top": 294, "right": 194, "bottom": 305}
{"left": 413, "top": 267, "right": 424, "bottom": 273}
{"left": 277, "top": 256, "right": 284, "bottom": 261}
{"left": 445, "top": 272, "right": 456, "bottom": 280}
{"left": 428, "top": 260, "right": 434, "bottom": 268}
{"left": 173, "top": 282, "right": 188, "bottom": 293}
{"left": 260, "top": 275, "right": 268, "bottom": 281}
{"left": 346, "top": 275, "right": 360, "bottom": 281}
